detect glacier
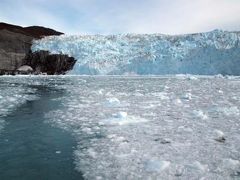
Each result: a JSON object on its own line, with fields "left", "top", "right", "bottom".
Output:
{"left": 32, "top": 30, "right": 240, "bottom": 75}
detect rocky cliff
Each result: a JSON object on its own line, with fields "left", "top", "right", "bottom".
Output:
{"left": 0, "top": 22, "right": 76, "bottom": 75}
{"left": 23, "top": 50, "right": 76, "bottom": 75}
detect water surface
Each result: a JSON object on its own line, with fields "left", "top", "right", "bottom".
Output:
{"left": 0, "top": 75, "right": 240, "bottom": 179}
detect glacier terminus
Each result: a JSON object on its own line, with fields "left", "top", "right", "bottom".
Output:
{"left": 32, "top": 30, "right": 240, "bottom": 75}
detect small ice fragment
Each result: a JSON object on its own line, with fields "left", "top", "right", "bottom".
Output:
{"left": 114, "top": 136, "right": 127, "bottom": 142}
{"left": 182, "top": 93, "right": 192, "bottom": 100}
{"left": 56, "top": 151, "right": 61, "bottom": 154}
{"left": 221, "top": 106, "right": 239, "bottom": 116}
{"left": 96, "top": 176, "right": 103, "bottom": 180}
{"left": 113, "top": 111, "right": 127, "bottom": 119}
{"left": 102, "top": 113, "right": 147, "bottom": 125}
{"left": 191, "top": 161, "right": 208, "bottom": 172}
{"left": 87, "top": 148, "right": 97, "bottom": 158}
{"left": 214, "top": 130, "right": 226, "bottom": 143}
{"left": 164, "top": 85, "right": 170, "bottom": 90}
{"left": 154, "top": 137, "right": 171, "bottom": 144}
{"left": 153, "top": 92, "right": 169, "bottom": 100}
{"left": 173, "top": 98, "right": 182, "bottom": 105}
{"left": 97, "top": 89, "right": 104, "bottom": 95}
{"left": 193, "top": 110, "right": 208, "bottom": 120}
{"left": 215, "top": 74, "right": 224, "bottom": 78}
{"left": 82, "top": 127, "right": 92, "bottom": 134}
{"left": 107, "top": 134, "right": 117, "bottom": 139}
{"left": 223, "top": 159, "right": 240, "bottom": 168}
{"left": 145, "top": 160, "right": 170, "bottom": 172}
{"left": 175, "top": 165, "right": 185, "bottom": 176}
{"left": 187, "top": 76, "right": 198, "bottom": 80}
{"left": 105, "top": 97, "right": 120, "bottom": 106}
{"left": 160, "top": 138, "right": 171, "bottom": 144}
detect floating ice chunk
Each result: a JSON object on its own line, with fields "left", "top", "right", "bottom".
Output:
{"left": 55, "top": 151, "right": 61, "bottom": 154}
{"left": 104, "top": 97, "right": 121, "bottom": 107}
{"left": 182, "top": 93, "right": 192, "bottom": 100}
{"left": 97, "top": 89, "right": 104, "bottom": 95}
{"left": 107, "top": 134, "right": 117, "bottom": 139}
{"left": 154, "top": 138, "right": 171, "bottom": 144}
{"left": 220, "top": 106, "right": 240, "bottom": 116}
{"left": 173, "top": 98, "right": 182, "bottom": 105}
{"left": 213, "top": 129, "right": 226, "bottom": 142}
{"left": 82, "top": 127, "right": 93, "bottom": 134}
{"left": 115, "top": 136, "right": 125, "bottom": 142}
{"left": 161, "top": 138, "right": 171, "bottom": 144}
{"left": 193, "top": 110, "right": 208, "bottom": 120}
{"left": 134, "top": 92, "right": 144, "bottom": 97}
{"left": 215, "top": 74, "right": 224, "bottom": 79}
{"left": 164, "top": 85, "right": 170, "bottom": 90}
{"left": 153, "top": 92, "right": 169, "bottom": 100}
{"left": 189, "top": 161, "right": 208, "bottom": 172}
{"left": 143, "top": 104, "right": 156, "bottom": 109}
{"left": 87, "top": 148, "right": 97, "bottom": 158}
{"left": 102, "top": 112, "right": 147, "bottom": 125}
{"left": 112, "top": 136, "right": 128, "bottom": 143}
{"left": 175, "top": 165, "right": 185, "bottom": 176}
{"left": 187, "top": 75, "right": 198, "bottom": 80}
{"left": 222, "top": 159, "right": 240, "bottom": 170}
{"left": 113, "top": 111, "right": 128, "bottom": 119}
{"left": 145, "top": 160, "right": 170, "bottom": 173}
{"left": 96, "top": 176, "right": 103, "bottom": 180}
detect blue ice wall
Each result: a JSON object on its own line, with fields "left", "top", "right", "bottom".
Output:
{"left": 32, "top": 30, "right": 240, "bottom": 75}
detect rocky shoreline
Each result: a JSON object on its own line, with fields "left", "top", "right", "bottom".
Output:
{"left": 0, "top": 22, "right": 76, "bottom": 75}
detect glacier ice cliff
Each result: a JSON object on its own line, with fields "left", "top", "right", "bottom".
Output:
{"left": 32, "top": 30, "right": 240, "bottom": 75}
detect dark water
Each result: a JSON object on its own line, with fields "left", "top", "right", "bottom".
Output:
{"left": 0, "top": 85, "right": 83, "bottom": 180}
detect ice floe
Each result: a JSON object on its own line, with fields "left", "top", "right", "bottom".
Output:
{"left": 193, "top": 110, "right": 208, "bottom": 120}
{"left": 104, "top": 97, "right": 121, "bottom": 107}
{"left": 144, "top": 160, "right": 171, "bottom": 173}
{"left": 38, "top": 75, "right": 240, "bottom": 179}
{"left": 102, "top": 112, "right": 147, "bottom": 126}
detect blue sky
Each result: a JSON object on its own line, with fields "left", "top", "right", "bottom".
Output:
{"left": 0, "top": 0, "right": 240, "bottom": 35}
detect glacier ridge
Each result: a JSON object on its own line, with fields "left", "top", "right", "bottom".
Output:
{"left": 32, "top": 30, "right": 240, "bottom": 75}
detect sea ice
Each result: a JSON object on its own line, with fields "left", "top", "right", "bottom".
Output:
{"left": 39, "top": 76, "right": 240, "bottom": 179}
{"left": 213, "top": 130, "right": 226, "bottom": 142}
{"left": 103, "top": 112, "right": 147, "bottom": 126}
{"left": 193, "top": 110, "right": 208, "bottom": 120}
{"left": 182, "top": 93, "right": 192, "bottom": 100}
{"left": 104, "top": 97, "right": 121, "bottom": 107}
{"left": 144, "top": 160, "right": 171, "bottom": 173}
{"left": 220, "top": 106, "right": 240, "bottom": 116}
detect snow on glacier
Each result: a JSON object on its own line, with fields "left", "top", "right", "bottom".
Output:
{"left": 43, "top": 75, "right": 240, "bottom": 179}
{"left": 32, "top": 30, "right": 240, "bottom": 75}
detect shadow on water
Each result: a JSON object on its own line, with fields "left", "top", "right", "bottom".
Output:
{"left": 0, "top": 85, "right": 84, "bottom": 180}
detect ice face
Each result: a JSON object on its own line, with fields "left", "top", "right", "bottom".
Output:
{"left": 32, "top": 30, "right": 240, "bottom": 75}
{"left": 42, "top": 75, "right": 240, "bottom": 179}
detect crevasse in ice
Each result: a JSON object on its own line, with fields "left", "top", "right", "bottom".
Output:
{"left": 32, "top": 30, "right": 240, "bottom": 75}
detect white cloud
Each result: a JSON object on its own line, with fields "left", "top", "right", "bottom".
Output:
{"left": 0, "top": 0, "right": 240, "bottom": 34}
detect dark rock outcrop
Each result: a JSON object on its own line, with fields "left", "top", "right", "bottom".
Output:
{"left": 0, "top": 22, "right": 75, "bottom": 75}
{"left": 0, "top": 22, "right": 63, "bottom": 39}
{"left": 23, "top": 50, "right": 76, "bottom": 75}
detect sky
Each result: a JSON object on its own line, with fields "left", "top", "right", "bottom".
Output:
{"left": 0, "top": 0, "right": 240, "bottom": 35}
